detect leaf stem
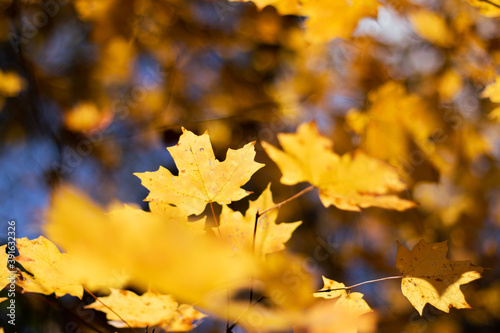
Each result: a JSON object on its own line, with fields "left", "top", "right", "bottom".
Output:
{"left": 226, "top": 296, "right": 266, "bottom": 332}
{"left": 83, "top": 286, "right": 138, "bottom": 333}
{"left": 315, "top": 275, "right": 403, "bottom": 293}
{"left": 478, "top": 0, "right": 500, "bottom": 9}
{"left": 210, "top": 201, "right": 222, "bottom": 237}
{"left": 258, "top": 185, "right": 315, "bottom": 217}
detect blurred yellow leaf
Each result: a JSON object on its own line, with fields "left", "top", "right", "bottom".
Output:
{"left": 262, "top": 121, "right": 415, "bottom": 211}
{"left": 466, "top": 0, "right": 500, "bottom": 17}
{"left": 0, "top": 70, "right": 24, "bottom": 97}
{"left": 64, "top": 102, "right": 112, "bottom": 133}
{"left": 44, "top": 186, "right": 260, "bottom": 313}
{"left": 409, "top": 10, "right": 454, "bottom": 47}
{"left": 302, "top": 0, "right": 379, "bottom": 44}
{"left": 231, "top": 0, "right": 379, "bottom": 43}
{"left": 396, "top": 240, "right": 483, "bottom": 315}
{"left": 135, "top": 127, "right": 264, "bottom": 215}
{"left": 217, "top": 184, "right": 301, "bottom": 256}
{"left": 15, "top": 236, "right": 83, "bottom": 298}
{"left": 438, "top": 69, "right": 463, "bottom": 101}
{"left": 346, "top": 82, "right": 441, "bottom": 175}
{"left": 482, "top": 76, "right": 500, "bottom": 103}
{"left": 85, "top": 288, "right": 206, "bottom": 331}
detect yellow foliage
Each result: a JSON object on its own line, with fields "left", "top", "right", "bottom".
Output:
{"left": 0, "top": 70, "right": 25, "bottom": 104}
{"left": 217, "top": 184, "right": 302, "bottom": 256}
{"left": 231, "top": 0, "right": 379, "bottom": 43}
{"left": 482, "top": 76, "right": 500, "bottom": 103}
{"left": 15, "top": 236, "right": 84, "bottom": 298}
{"left": 396, "top": 240, "right": 483, "bottom": 315}
{"left": 262, "top": 121, "right": 415, "bottom": 211}
{"left": 85, "top": 288, "right": 206, "bottom": 331}
{"left": 64, "top": 102, "right": 112, "bottom": 133}
{"left": 0, "top": 246, "right": 10, "bottom": 291}
{"left": 466, "top": 0, "right": 500, "bottom": 17}
{"left": 135, "top": 127, "right": 264, "bottom": 215}
{"left": 409, "top": 10, "right": 454, "bottom": 47}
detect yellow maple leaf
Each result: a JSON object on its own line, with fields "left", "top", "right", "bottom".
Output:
{"left": 311, "top": 276, "right": 372, "bottom": 333}
{"left": 314, "top": 276, "right": 372, "bottom": 316}
{"left": 135, "top": 127, "right": 264, "bottom": 216}
{"left": 216, "top": 184, "right": 301, "bottom": 256}
{"left": 15, "top": 236, "right": 83, "bottom": 298}
{"left": 85, "top": 288, "right": 206, "bottom": 331}
{"left": 396, "top": 240, "right": 483, "bottom": 315}
{"left": 0, "top": 246, "right": 11, "bottom": 291}
{"left": 262, "top": 121, "right": 415, "bottom": 211}
{"left": 482, "top": 76, "right": 500, "bottom": 103}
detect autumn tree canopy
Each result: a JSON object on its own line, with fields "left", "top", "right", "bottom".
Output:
{"left": 1, "top": 0, "right": 500, "bottom": 332}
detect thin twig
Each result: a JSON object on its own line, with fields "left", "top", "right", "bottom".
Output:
{"left": 83, "top": 286, "right": 138, "bottom": 333}
{"left": 227, "top": 296, "right": 266, "bottom": 332}
{"left": 210, "top": 201, "right": 222, "bottom": 237}
{"left": 315, "top": 275, "right": 403, "bottom": 293}
{"left": 258, "top": 185, "right": 315, "bottom": 217}
{"left": 478, "top": 0, "right": 500, "bottom": 9}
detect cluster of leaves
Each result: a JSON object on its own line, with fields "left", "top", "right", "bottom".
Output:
{"left": 1, "top": 0, "right": 500, "bottom": 331}
{"left": 1, "top": 124, "right": 485, "bottom": 332}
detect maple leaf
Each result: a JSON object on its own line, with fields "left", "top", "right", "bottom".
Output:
{"left": 311, "top": 276, "right": 372, "bottom": 333}
{"left": 0, "top": 246, "right": 11, "bottom": 292}
{"left": 85, "top": 288, "right": 206, "bottom": 331}
{"left": 216, "top": 184, "right": 301, "bottom": 256}
{"left": 15, "top": 236, "right": 83, "bottom": 298}
{"left": 135, "top": 128, "right": 264, "bottom": 215}
{"left": 262, "top": 121, "right": 415, "bottom": 211}
{"left": 396, "top": 240, "right": 483, "bottom": 315}
{"left": 313, "top": 276, "right": 372, "bottom": 316}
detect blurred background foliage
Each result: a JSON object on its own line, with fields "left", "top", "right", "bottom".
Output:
{"left": 1, "top": 0, "right": 500, "bottom": 332}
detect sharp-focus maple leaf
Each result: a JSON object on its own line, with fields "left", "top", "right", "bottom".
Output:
{"left": 262, "top": 121, "right": 415, "bottom": 211}
{"left": 85, "top": 288, "right": 206, "bottom": 331}
{"left": 216, "top": 184, "right": 301, "bottom": 256}
{"left": 135, "top": 128, "right": 264, "bottom": 215}
{"left": 15, "top": 236, "right": 83, "bottom": 298}
{"left": 396, "top": 240, "right": 483, "bottom": 315}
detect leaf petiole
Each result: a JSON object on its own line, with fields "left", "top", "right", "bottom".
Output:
{"left": 315, "top": 275, "right": 403, "bottom": 293}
